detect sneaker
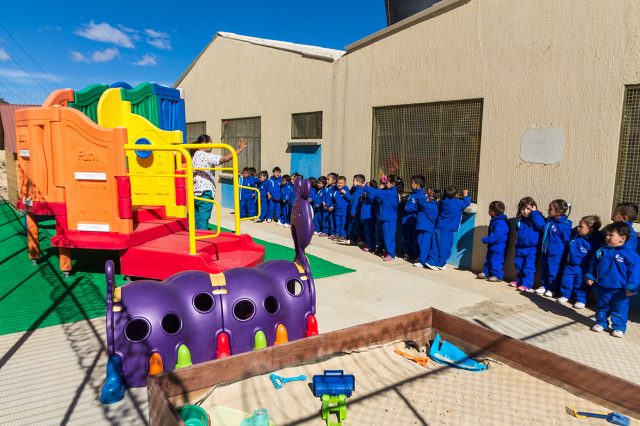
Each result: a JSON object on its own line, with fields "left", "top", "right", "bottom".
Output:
{"left": 508, "top": 281, "right": 518, "bottom": 287}
{"left": 488, "top": 276, "right": 500, "bottom": 282}
{"left": 591, "top": 324, "right": 604, "bottom": 333}
{"left": 313, "top": 231, "right": 318, "bottom": 235}
{"left": 382, "top": 255, "right": 395, "bottom": 262}
{"left": 556, "top": 297, "right": 569, "bottom": 304}
{"left": 438, "top": 265, "right": 446, "bottom": 270}
{"left": 266, "top": 219, "right": 272, "bottom": 223}
{"left": 424, "top": 263, "right": 439, "bottom": 271}
{"left": 256, "top": 219, "right": 265, "bottom": 223}
{"left": 517, "top": 285, "right": 531, "bottom": 292}
{"left": 476, "top": 272, "right": 487, "bottom": 280}
{"left": 362, "top": 247, "right": 370, "bottom": 252}
{"left": 573, "top": 302, "right": 585, "bottom": 309}
{"left": 413, "top": 262, "right": 424, "bottom": 268}
{"left": 318, "top": 233, "right": 327, "bottom": 237}
{"left": 544, "top": 290, "right": 554, "bottom": 298}
{"left": 611, "top": 330, "right": 624, "bottom": 338}
{"left": 403, "top": 255, "right": 411, "bottom": 261}
{"left": 285, "top": 224, "right": 291, "bottom": 228}
{"left": 535, "top": 286, "right": 546, "bottom": 294}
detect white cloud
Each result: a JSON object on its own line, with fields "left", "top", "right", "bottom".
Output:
{"left": 75, "top": 21, "right": 135, "bottom": 48}
{"left": 134, "top": 53, "right": 157, "bottom": 66}
{"left": 70, "top": 51, "right": 87, "bottom": 62}
{"left": 117, "top": 24, "right": 141, "bottom": 41}
{"left": 0, "top": 48, "right": 9, "bottom": 61}
{"left": 0, "top": 67, "right": 61, "bottom": 84}
{"left": 145, "top": 29, "right": 171, "bottom": 50}
{"left": 91, "top": 47, "right": 119, "bottom": 62}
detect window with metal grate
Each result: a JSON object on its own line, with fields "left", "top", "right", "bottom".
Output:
{"left": 614, "top": 85, "right": 640, "bottom": 220}
{"left": 371, "top": 99, "right": 483, "bottom": 200}
{"left": 222, "top": 117, "right": 261, "bottom": 172}
{"left": 186, "top": 121, "right": 207, "bottom": 144}
{"left": 291, "top": 112, "right": 322, "bottom": 139}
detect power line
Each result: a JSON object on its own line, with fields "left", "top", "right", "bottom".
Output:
{"left": 0, "top": 80, "right": 29, "bottom": 104}
{"left": 0, "top": 26, "right": 56, "bottom": 93}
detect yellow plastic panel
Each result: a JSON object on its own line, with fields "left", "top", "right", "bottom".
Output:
{"left": 97, "top": 88, "right": 186, "bottom": 218}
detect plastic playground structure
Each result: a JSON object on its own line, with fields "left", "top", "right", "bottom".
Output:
{"left": 15, "top": 82, "right": 264, "bottom": 279}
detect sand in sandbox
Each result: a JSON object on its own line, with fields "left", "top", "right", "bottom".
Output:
{"left": 196, "top": 343, "right": 615, "bottom": 425}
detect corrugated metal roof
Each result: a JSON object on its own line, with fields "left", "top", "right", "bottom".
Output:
{"left": 0, "top": 104, "right": 37, "bottom": 153}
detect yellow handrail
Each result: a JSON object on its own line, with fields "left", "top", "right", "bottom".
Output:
{"left": 124, "top": 143, "right": 241, "bottom": 255}
{"left": 239, "top": 185, "right": 261, "bottom": 221}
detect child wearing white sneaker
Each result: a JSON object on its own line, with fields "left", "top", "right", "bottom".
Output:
{"left": 511, "top": 197, "right": 545, "bottom": 292}
{"left": 585, "top": 222, "right": 640, "bottom": 338}
{"left": 536, "top": 199, "right": 573, "bottom": 298}
{"left": 557, "top": 216, "right": 602, "bottom": 308}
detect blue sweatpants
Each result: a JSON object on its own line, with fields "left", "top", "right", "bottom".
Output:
{"left": 249, "top": 197, "right": 257, "bottom": 217}
{"left": 427, "top": 229, "right": 454, "bottom": 267}
{"left": 560, "top": 264, "right": 590, "bottom": 303}
{"left": 313, "top": 208, "right": 322, "bottom": 233}
{"left": 240, "top": 198, "right": 251, "bottom": 218}
{"left": 267, "top": 199, "right": 281, "bottom": 222}
{"left": 483, "top": 243, "right": 507, "bottom": 280}
{"left": 259, "top": 197, "right": 268, "bottom": 221}
{"left": 349, "top": 217, "right": 362, "bottom": 243}
{"left": 541, "top": 253, "right": 563, "bottom": 293}
{"left": 321, "top": 209, "right": 330, "bottom": 234}
{"left": 194, "top": 190, "right": 213, "bottom": 230}
{"left": 514, "top": 246, "right": 537, "bottom": 289}
{"left": 362, "top": 218, "right": 375, "bottom": 249}
{"left": 280, "top": 202, "right": 291, "bottom": 225}
{"left": 402, "top": 221, "right": 418, "bottom": 259}
{"left": 594, "top": 287, "right": 629, "bottom": 332}
{"left": 381, "top": 220, "right": 396, "bottom": 258}
{"left": 335, "top": 211, "right": 347, "bottom": 238}
{"left": 375, "top": 220, "right": 384, "bottom": 251}
{"left": 417, "top": 230, "right": 434, "bottom": 265}
{"left": 328, "top": 210, "right": 335, "bottom": 235}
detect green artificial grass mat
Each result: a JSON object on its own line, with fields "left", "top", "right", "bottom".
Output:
{"left": 0, "top": 202, "right": 353, "bottom": 336}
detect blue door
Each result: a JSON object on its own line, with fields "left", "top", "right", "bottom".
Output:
{"left": 290, "top": 144, "right": 321, "bottom": 178}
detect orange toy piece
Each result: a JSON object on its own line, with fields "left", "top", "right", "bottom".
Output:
{"left": 274, "top": 324, "right": 289, "bottom": 345}
{"left": 394, "top": 348, "right": 429, "bottom": 367}
{"left": 149, "top": 353, "right": 164, "bottom": 376}
{"left": 42, "top": 88, "right": 74, "bottom": 107}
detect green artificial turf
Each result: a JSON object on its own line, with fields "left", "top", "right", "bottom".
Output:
{"left": 0, "top": 202, "right": 353, "bottom": 336}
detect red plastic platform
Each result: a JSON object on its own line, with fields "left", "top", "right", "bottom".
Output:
{"left": 119, "top": 230, "right": 265, "bottom": 280}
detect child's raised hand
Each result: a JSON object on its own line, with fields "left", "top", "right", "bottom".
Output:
{"left": 531, "top": 205, "right": 537, "bottom": 211}
{"left": 626, "top": 290, "right": 634, "bottom": 297}
{"left": 341, "top": 189, "right": 346, "bottom": 194}
{"left": 462, "top": 189, "right": 469, "bottom": 197}
{"left": 586, "top": 279, "right": 594, "bottom": 286}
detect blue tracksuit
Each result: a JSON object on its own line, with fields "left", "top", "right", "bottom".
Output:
{"left": 428, "top": 196, "right": 471, "bottom": 267}
{"left": 625, "top": 221, "right": 638, "bottom": 253}
{"left": 333, "top": 186, "right": 351, "bottom": 238}
{"left": 540, "top": 215, "right": 572, "bottom": 293}
{"left": 313, "top": 187, "right": 323, "bottom": 233}
{"left": 267, "top": 176, "right": 282, "bottom": 221}
{"left": 585, "top": 244, "right": 640, "bottom": 332}
{"left": 402, "top": 189, "right": 423, "bottom": 259}
{"left": 406, "top": 192, "right": 438, "bottom": 265}
{"left": 321, "top": 186, "right": 334, "bottom": 234}
{"left": 560, "top": 231, "right": 602, "bottom": 303}
{"left": 348, "top": 186, "right": 364, "bottom": 242}
{"left": 360, "top": 189, "right": 375, "bottom": 249}
{"left": 239, "top": 175, "right": 257, "bottom": 218}
{"left": 280, "top": 183, "right": 294, "bottom": 224}
{"left": 482, "top": 214, "right": 509, "bottom": 280}
{"left": 514, "top": 210, "right": 546, "bottom": 288}
{"left": 325, "top": 184, "right": 338, "bottom": 235}
{"left": 363, "top": 185, "right": 399, "bottom": 257}
{"left": 258, "top": 179, "right": 269, "bottom": 221}
{"left": 248, "top": 176, "right": 259, "bottom": 216}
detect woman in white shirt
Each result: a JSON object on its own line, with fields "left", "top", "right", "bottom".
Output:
{"left": 192, "top": 134, "right": 248, "bottom": 229}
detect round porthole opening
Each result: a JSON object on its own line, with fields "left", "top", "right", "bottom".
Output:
{"left": 233, "top": 299, "right": 256, "bottom": 321}
{"left": 286, "top": 279, "right": 303, "bottom": 296}
{"left": 124, "top": 318, "right": 150, "bottom": 342}
{"left": 264, "top": 296, "right": 280, "bottom": 315}
{"left": 161, "top": 313, "right": 182, "bottom": 335}
{"left": 193, "top": 292, "right": 215, "bottom": 313}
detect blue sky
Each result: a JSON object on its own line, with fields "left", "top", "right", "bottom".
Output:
{"left": 0, "top": 1, "right": 386, "bottom": 104}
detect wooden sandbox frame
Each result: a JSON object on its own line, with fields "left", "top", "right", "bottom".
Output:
{"left": 148, "top": 308, "right": 640, "bottom": 425}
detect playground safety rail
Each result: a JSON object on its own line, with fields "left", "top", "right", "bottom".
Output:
{"left": 123, "top": 143, "right": 245, "bottom": 255}
{"left": 238, "top": 185, "right": 261, "bottom": 222}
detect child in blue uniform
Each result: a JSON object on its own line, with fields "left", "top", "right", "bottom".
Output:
{"left": 267, "top": 167, "right": 282, "bottom": 223}
{"left": 256, "top": 171, "right": 269, "bottom": 222}
{"left": 333, "top": 176, "right": 351, "bottom": 240}
{"left": 314, "top": 177, "right": 326, "bottom": 235}
{"left": 348, "top": 175, "right": 365, "bottom": 244}
{"left": 558, "top": 215, "right": 602, "bottom": 308}
{"left": 360, "top": 180, "right": 377, "bottom": 252}
{"left": 280, "top": 175, "right": 293, "bottom": 227}
{"left": 510, "top": 197, "right": 546, "bottom": 292}
{"left": 363, "top": 175, "right": 402, "bottom": 261}
{"left": 477, "top": 201, "right": 509, "bottom": 282}
{"left": 405, "top": 177, "right": 435, "bottom": 268}
{"left": 536, "top": 199, "right": 572, "bottom": 297}
{"left": 586, "top": 222, "right": 640, "bottom": 337}
{"left": 324, "top": 173, "right": 338, "bottom": 238}
{"left": 426, "top": 186, "right": 471, "bottom": 270}
{"left": 612, "top": 203, "right": 638, "bottom": 253}
{"left": 402, "top": 175, "right": 424, "bottom": 261}
{"left": 238, "top": 167, "right": 256, "bottom": 218}
{"left": 248, "top": 167, "right": 258, "bottom": 217}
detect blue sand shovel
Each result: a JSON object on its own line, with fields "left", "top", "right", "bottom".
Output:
{"left": 566, "top": 407, "right": 631, "bottom": 426}
{"left": 428, "top": 333, "right": 487, "bottom": 371}
{"left": 269, "top": 373, "right": 307, "bottom": 389}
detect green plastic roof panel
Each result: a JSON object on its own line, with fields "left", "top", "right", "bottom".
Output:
{"left": 69, "top": 84, "right": 109, "bottom": 123}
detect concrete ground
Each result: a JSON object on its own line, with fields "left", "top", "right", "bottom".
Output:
{"left": 0, "top": 207, "right": 638, "bottom": 425}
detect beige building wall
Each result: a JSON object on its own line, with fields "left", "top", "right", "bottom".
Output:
{"left": 179, "top": 0, "right": 640, "bottom": 275}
